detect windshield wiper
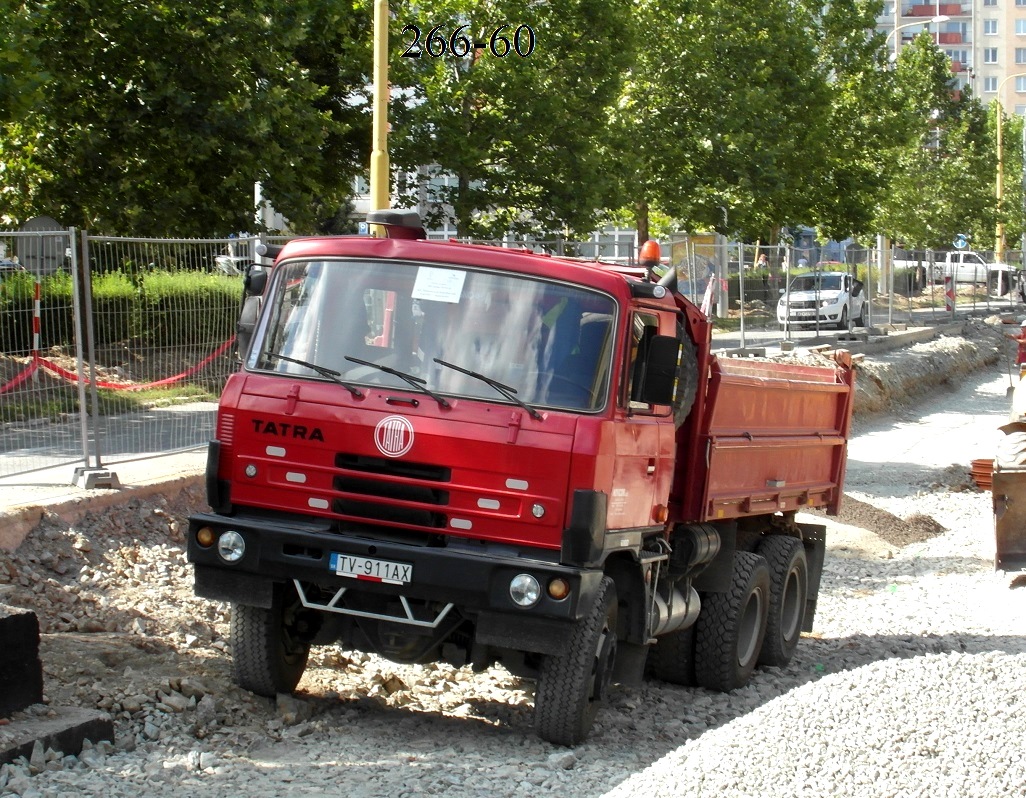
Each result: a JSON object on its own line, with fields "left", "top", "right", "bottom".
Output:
{"left": 344, "top": 356, "right": 451, "bottom": 409}
{"left": 433, "top": 358, "right": 542, "bottom": 420}
{"left": 264, "top": 353, "right": 363, "bottom": 398}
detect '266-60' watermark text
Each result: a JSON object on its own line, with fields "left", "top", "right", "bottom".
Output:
{"left": 401, "top": 24, "right": 536, "bottom": 58}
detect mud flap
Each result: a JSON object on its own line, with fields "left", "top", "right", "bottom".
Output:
{"left": 797, "top": 522, "right": 826, "bottom": 632}
{"left": 993, "top": 470, "right": 1026, "bottom": 571}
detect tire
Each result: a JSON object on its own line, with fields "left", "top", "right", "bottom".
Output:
{"left": 693, "top": 552, "right": 770, "bottom": 692}
{"left": 535, "top": 576, "right": 618, "bottom": 746}
{"left": 649, "top": 624, "right": 696, "bottom": 686}
{"left": 230, "top": 584, "right": 312, "bottom": 697}
{"left": 835, "top": 306, "right": 848, "bottom": 331}
{"left": 673, "top": 332, "right": 699, "bottom": 427}
{"left": 855, "top": 302, "right": 867, "bottom": 328}
{"left": 756, "top": 536, "right": 808, "bottom": 667}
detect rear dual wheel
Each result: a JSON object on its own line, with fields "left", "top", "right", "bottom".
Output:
{"left": 756, "top": 536, "right": 808, "bottom": 667}
{"left": 694, "top": 552, "right": 770, "bottom": 692}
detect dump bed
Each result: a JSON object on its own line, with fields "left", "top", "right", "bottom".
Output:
{"left": 674, "top": 353, "right": 855, "bottom": 523}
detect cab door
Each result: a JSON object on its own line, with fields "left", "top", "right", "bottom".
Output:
{"left": 607, "top": 311, "right": 676, "bottom": 530}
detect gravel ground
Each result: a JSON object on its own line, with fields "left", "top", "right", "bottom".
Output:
{"left": 1, "top": 321, "right": 1024, "bottom": 797}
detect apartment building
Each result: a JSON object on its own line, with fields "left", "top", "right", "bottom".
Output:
{"left": 882, "top": 0, "right": 1026, "bottom": 113}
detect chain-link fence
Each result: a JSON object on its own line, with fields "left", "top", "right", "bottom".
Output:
{"left": 1, "top": 232, "right": 251, "bottom": 482}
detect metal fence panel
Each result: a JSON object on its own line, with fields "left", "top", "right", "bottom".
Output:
{"left": 0, "top": 229, "right": 83, "bottom": 478}
{"left": 79, "top": 235, "right": 251, "bottom": 472}
{"left": 0, "top": 231, "right": 252, "bottom": 482}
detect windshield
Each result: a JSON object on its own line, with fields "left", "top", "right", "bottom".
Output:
{"left": 249, "top": 259, "right": 617, "bottom": 412}
{"left": 789, "top": 274, "right": 842, "bottom": 293}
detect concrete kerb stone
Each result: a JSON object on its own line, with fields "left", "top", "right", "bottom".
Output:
{"left": 0, "top": 707, "right": 114, "bottom": 768}
{"left": 0, "top": 474, "right": 205, "bottom": 554}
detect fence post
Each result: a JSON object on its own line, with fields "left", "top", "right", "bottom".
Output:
{"left": 72, "top": 229, "right": 120, "bottom": 489}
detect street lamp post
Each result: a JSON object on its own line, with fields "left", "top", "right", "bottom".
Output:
{"left": 995, "top": 72, "right": 1026, "bottom": 260}
{"left": 885, "top": 15, "right": 950, "bottom": 61}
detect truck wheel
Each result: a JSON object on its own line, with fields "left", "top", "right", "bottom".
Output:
{"left": 693, "top": 552, "right": 770, "bottom": 692}
{"left": 855, "top": 303, "right": 867, "bottom": 328}
{"left": 835, "top": 306, "right": 848, "bottom": 330}
{"left": 673, "top": 333, "right": 699, "bottom": 427}
{"left": 649, "top": 624, "right": 696, "bottom": 686}
{"left": 230, "top": 584, "right": 312, "bottom": 697}
{"left": 756, "top": 536, "right": 808, "bottom": 667}
{"left": 535, "top": 576, "right": 617, "bottom": 746}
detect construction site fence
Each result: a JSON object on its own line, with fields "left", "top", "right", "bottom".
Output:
{"left": 0, "top": 229, "right": 254, "bottom": 483}
{"left": 3, "top": 229, "right": 1022, "bottom": 483}
{"left": 664, "top": 240, "right": 1025, "bottom": 336}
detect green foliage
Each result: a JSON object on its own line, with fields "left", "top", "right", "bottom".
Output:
{"left": 874, "top": 36, "right": 996, "bottom": 250}
{"left": 0, "top": 0, "right": 1014, "bottom": 251}
{"left": 6, "top": 0, "right": 371, "bottom": 235}
{"left": 140, "top": 272, "right": 238, "bottom": 347}
{"left": 0, "top": 270, "right": 238, "bottom": 351}
{"left": 607, "top": 0, "right": 846, "bottom": 242}
{"left": 389, "top": 0, "right": 634, "bottom": 239}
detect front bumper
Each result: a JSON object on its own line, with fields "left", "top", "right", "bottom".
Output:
{"left": 187, "top": 511, "right": 602, "bottom": 624}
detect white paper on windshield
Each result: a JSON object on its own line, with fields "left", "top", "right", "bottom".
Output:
{"left": 412, "top": 267, "right": 466, "bottom": 303}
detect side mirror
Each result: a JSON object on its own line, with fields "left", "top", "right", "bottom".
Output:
{"left": 236, "top": 267, "right": 268, "bottom": 360}
{"left": 637, "top": 335, "right": 680, "bottom": 406}
{"left": 245, "top": 268, "right": 268, "bottom": 296}
{"left": 236, "top": 296, "right": 262, "bottom": 361}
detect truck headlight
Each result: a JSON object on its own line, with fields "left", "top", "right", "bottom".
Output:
{"left": 217, "top": 530, "right": 246, "bottom": 562}
{"left": 509, "top": 574, "right": 541, "bottom": 607}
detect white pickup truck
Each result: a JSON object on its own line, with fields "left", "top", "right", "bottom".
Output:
{"left": 893, "top": 251, "right": 1017, "bottom": 284}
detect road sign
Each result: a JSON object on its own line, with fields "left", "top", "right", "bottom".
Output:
{"left": 953, "top": 234, "right": 968, "bottom": 249}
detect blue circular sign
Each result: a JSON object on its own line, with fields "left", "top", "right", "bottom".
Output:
{"left": 953, "top": 234, "right": 968, "bottom": 249}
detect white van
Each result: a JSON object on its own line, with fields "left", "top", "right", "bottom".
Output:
{"left": 777, "top": 271, "right": 866, "bottom": 330}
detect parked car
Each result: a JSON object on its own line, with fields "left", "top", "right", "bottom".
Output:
{"left": 777, "top": 270, "right": 866, "bottom": 330}
{"left": 0, "top": 257, "right": 25, "bottom": 284}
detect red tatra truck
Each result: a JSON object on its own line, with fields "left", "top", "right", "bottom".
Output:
{"left": 187, "top": 210, "right": 855, "bottom": 745}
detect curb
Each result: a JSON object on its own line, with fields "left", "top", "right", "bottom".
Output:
{"left": 0, "top": 707, "right": 114, "bottom": 767}
{"left": 0, "top": 474, "right": 204, "bottom": 553}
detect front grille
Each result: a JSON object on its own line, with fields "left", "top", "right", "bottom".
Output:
{"left": 332, "top": 452, "right": 452, "bottom": 529}
{"left": 335, "top": 453, "right": 451, "bottom": 482}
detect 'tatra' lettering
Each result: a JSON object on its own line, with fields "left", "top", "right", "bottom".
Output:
{"left": 251, "top": 419, "right": 325, "bottom": 442}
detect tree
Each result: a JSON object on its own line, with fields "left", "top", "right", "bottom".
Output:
{"left": 3, "top": 0, "right": 371, "bottom": 236}
{"left": 388, "top": 0, "right": 634, "bottom": 240}
{"left": 605, "top": 0, "right": 837, "bottom": 244}
{"left": 807, "top": 0, "right": 904, "bottom": 242}
{"left": 875, "top": 35, "right": 995, "bottom": 251}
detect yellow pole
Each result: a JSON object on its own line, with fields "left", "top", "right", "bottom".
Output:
{"left": 997, "top": 100, "right": 1005, "bottom": 260}
{"left": 370, "top": 0, "right": 390, "bottom": 215}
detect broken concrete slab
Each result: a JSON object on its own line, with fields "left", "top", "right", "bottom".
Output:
{"left": 0, "top": 706, "right": 113, "bottom": 767}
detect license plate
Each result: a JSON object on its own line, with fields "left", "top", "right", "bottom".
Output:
{"left": 330, "top": 553, "right": 412, "bottom": 585}
{"left": 795, "top": 310, "right": 815, "bottom": 317}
